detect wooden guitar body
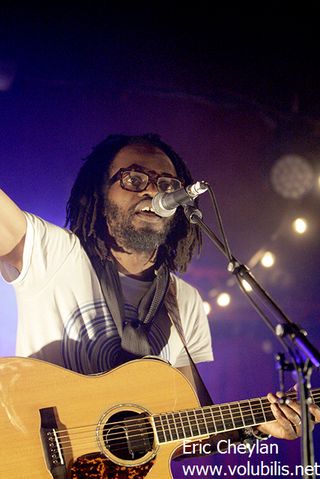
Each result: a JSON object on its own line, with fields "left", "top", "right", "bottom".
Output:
{"left": 1, "top": 356, "right": 318, "bottom": 478}
{"left": 0, "top": 357, "right": 199, "bottom": 478}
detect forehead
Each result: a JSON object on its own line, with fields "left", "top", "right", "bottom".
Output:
{"left": 109, "top": 144, "right": 177, "bottom": 177}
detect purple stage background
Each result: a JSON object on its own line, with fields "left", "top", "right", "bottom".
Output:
{"left": 0, "top": 7, "right": 319, "bottom": 477}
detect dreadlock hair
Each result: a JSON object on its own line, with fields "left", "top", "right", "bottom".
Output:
{"left": 65, "top": 133, "right": 202, "bottom": 273}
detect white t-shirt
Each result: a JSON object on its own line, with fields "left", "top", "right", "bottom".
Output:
{"left": 0, "top": 212, "right": 213, "bottom": 374}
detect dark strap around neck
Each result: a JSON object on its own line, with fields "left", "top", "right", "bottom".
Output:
{"left": 86, "top": 242, "right": 170, "bottom": 356}
{"left": 91, "top": 255, "right": 125, "bottom": 338}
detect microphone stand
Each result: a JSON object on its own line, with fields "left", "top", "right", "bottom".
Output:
{"left": 183, "top": 203, "right": 320, "bottom": 479}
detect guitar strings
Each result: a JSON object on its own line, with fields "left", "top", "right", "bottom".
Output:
{"left": 50, "top": 413, "right": 273, "bottom": 457}
{"left": 51, "top": 391, "right": 320, "bottom": 454}
{"left": 50, "top": 392, "right": 318, "bottom": 457}
{"left": 55, "top": 390, "right": 320, "bottom": 441}
{"left": 54, "top": 389, "right": 320, "bottom": 438}
{"left": 54, "top": 406, "right": 320, "bottom": 457}
{"left": 55, "top": 398, "right": 274, "bottom": 441}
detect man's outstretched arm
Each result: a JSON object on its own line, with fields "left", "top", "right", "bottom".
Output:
{"left": 0, "top": 189, "right": 26, "bottom": 271}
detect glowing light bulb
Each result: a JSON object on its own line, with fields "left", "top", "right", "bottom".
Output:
{"left": 216, "top": 293, "right": 231, "bottom": 307}
{"left": 261, "top": 251, "right": 275, "bottom": 268}
{"left": 292, "top": 217, "right": 307, "bottom": 234}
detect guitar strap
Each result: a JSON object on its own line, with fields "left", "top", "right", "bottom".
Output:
{"left": 165, "top": 276, "right": 214, "bottom": 406}
{"left": 86, "top": 240, "right": 170, "bottom": 357}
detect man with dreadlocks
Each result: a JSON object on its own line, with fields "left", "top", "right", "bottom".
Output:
{"left": 0, "top": 133, "right": 319, "bottom": 449}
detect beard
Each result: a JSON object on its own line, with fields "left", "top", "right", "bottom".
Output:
{"left": 105, "top": 198, "right": 173, "bottom": 253}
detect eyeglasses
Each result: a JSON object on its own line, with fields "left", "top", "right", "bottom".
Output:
{"left": 108, "top": 168, "right": 184, "bottom": 193}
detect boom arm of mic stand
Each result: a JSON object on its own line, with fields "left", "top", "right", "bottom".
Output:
{"left": 183, "top": 205, "right": 320, "bottom": 367}
{"left": 184, "top": 204, "right": 319, "bottom": 479}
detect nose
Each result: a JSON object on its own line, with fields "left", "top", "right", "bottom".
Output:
{"left": 138, "top": 180, "right": 158, "bottom": 196}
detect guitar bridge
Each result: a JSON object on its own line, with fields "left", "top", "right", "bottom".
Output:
{"left": 40, "top": 407, "right": 67, "bottom": 479}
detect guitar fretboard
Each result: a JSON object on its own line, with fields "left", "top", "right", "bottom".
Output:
{"left": 153, "top": 388, "right": 320, "bottom": 444}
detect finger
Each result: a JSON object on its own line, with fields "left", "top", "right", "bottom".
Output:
{"left": 267, "top": 392, "right": 278, "bottom": 403}
{"left": 272, "top": 391, "right": 302, "bottom": 415}
{"left": 281, "top": 397, "right": 302, "bottom": 416}
{"left": 270, "top": 403, "right": 300, "bottom": 439}
{"left": 267, "top": 392, "right": 300, "bottom": 414}
{"left": 309, "top": 404, "right": 320, "bottom": 423}
{"left": 270, "top": 401, "right": 301, "bottom": 426}
{"left": 267, "top": 392, "right": 302, "bottom": 430}
{"left": 273, "top": 394, "right": 302, "bottom": 425}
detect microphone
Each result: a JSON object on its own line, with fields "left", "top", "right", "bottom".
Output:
{"left": 152, "top": 181, "right": 208, "bottom": 217}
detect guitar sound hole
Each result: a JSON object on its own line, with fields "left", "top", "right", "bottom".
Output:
{"left": 103, "top": 411, "right": 154, "bottom": 461}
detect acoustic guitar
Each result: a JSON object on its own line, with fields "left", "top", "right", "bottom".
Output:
{"left": 0, "top": 356, "right": 318, "bottom": 478}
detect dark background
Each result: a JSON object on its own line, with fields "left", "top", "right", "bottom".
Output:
{"left": 1, "top": 5, "right": 319, "bottom": 476}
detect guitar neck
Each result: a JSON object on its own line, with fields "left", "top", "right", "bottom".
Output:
{"left": 153, "top": 388, "right": 320, "bottom": 444}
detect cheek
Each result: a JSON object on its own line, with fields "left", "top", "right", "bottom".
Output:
{"left": 106, "top": 183, "right": 124, "bottom": 204}
{"left": 105, "top": 184, "right": 134, "bottom": 211}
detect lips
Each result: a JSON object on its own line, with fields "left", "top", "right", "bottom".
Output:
{"left": 135, "top": 200, "right": 157, "bottom": 214}
{"left": 134, "top": 200, "right": 162, "bottom": 221}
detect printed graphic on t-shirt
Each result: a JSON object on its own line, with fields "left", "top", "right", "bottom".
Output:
{"left": 62, "top": 300, "right": 170, "bottom": 374}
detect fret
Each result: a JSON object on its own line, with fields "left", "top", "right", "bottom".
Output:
{"left": 163, "top": 414, "right": 173, "bottom": 441}
{"left": 180, "top": 411, "right": 192, "bottom": 437}
{"left": 230, "top": 402, "right": 244, "bottom": 429}
{"left": 248, "top": 399, "right": 256, "bottom": 426}
{"left": 186, "top": 410, "right": 199, "bottom": 437}
{"left": 219, "top": 404, "right": 234, "bottom": 430}
{"left": 259, "top": 398, "right": 267, "bottom": 422}
{"left": 211, "top": 406, "right": 224, "bottom": 432}
{"left": 228, "top": 403, "right": 236, "bottom": 429}
{"left": 153, "top": 415, "right": 166, "bottom": 443}
{"left": 178, "top": 411, "right": 188, "bottom": 439}
{"left": 264, "top": 401, "right": 275, "bottom": 422}
{"left": 216, "top": 404, "right": 226, "bottom": 432}
{"left": 190, "top": 410, "right": 201, "bottom": 436}
{"left": 159, "top": 414, "right": 170, "bottom": 442}
{"left": 250, "top": 399, "right": 266, "bottom": 424}
{"left": 167, "top": 413, "right": 178, "bottom": 440}
{"left": 241, "top": 400, "right": 254, "bottom": 427}
{"left": 310, "top": 390, "right": 320, "bottom": 406}
{"left": 197, "top": 409, "right": 209, "bottom": 435}
{"left": 238, "top": 400, "right": 246, "bottom": 427}
{"left": 206, "top": 406, "right": 217, "bottom": 435}
{"left": 229, "top": 402, "right": 245, "bottom": 428}
{"left": 172, "top": 412, "right": 184, "bottom": 439}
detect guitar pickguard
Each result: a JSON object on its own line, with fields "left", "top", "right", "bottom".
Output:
{"left": 70, "top": 453, "right": 155, "bottom": 479}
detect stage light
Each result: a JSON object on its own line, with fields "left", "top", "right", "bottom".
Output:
{"left": 271, "top": 154, "right": 314, "bottom": 199}
{"left": 216, "top": 292, "right": 231, "bottom": 307}
{"left": 292, "top": 217, "right": 307, "bottom": 234}
{"left": 203, "top": 301, "right": 211, "bottom": 315}
{"left": 261, "top": 251, "right": 275, "bottom": 268}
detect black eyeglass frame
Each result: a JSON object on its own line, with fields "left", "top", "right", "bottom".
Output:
{"left": 107, "top": 167, "right": 185, "bottom": 193}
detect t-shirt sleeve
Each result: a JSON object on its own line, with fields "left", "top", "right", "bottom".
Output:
{"left": 0, "top": 212, "right": 77, "bottom": 293}
{"left": 174, "top": 276, "right": 214, "bottom": 368}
